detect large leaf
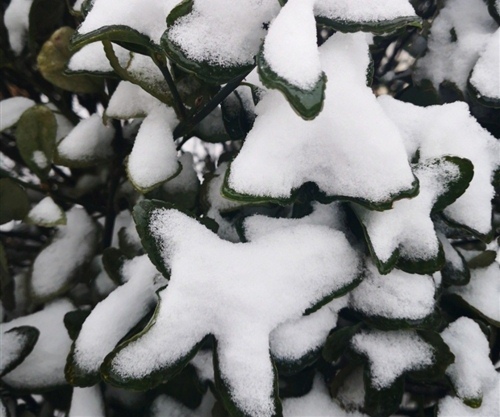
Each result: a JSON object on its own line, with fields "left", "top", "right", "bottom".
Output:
{"left": 0, "top": 178, "right": 30, "bottom": 224}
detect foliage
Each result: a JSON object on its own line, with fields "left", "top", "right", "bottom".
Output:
{"left": 0, "top": 0, "right": 499, "bottom": 416}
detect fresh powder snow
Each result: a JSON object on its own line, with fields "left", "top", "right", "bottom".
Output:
{"left": 27, "top": 196, "right": 65, "bottom": 227}
{"left": 470, "top": 28, "right": 500, "bottom": 101}
{"left": 4, "top": 0, "right": 34, "bottom": 55}
{"left": 68, "top": 386, "right": 105, "bottom": 417}
{"left": 0, "top": 96, "right": 35, "bottom": 131}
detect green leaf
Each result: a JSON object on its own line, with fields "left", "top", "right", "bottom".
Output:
{"left": 442, "top": 293, "right": 500, "bottom": 328}
{"left": 0, "top": 242, "right": 15, "bottom": 311}
{"left": 25, "top": 197, "right": 67, "bottom": 227}
{"left": 0, "top": 178, "right": 30, "bottom": 224}
{"left": 15, "top": 105, "right": 57, "bottom": 179}
{"left": 256, "top": 48, "right": 326, "bottom": 120}
{"left": 441, "top": 244, "right": 470, "bottom": 287}
{"left": 28, "top": 0, "right": 67, "bottom": 54}
{"left": 487, "top": 0, "right": 500, "bottom": 25}
{"left": 64, "top": 309, "right": 91, "bottom": 341}
{"left": 221, "top": 91, "right": 255, "bottom": 140}
{"left": 316, "top": 15, "right": 422, "bottom": 35}
{"left": 396, "top": 80, "right": 440, "bottom": 107}
{"left": 0, "top": 326, "right": 40, "bottom": 376}
{"left": 363, "top": 372, "right": 404, "bottom": 417}
{"left": 411, "top": 330, "right": 455, "bottom": 381}
{"left": 102, "top": 247, "right": 129, "bottom": 286}
{"left": 354, "top": 308, "right": 443, "bottom": 332}
{"left": 37, "top": 27, "right": 103, "bottom": 94}
{"left": 467, "top": 250, "right": 497, "bottom": 269}
{"left": 322, "top": 324, "right": 363, "bottom": 364}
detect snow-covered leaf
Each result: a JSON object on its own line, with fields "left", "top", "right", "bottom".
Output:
{"left": 67, "top": 255, "right": 163, "bottom": 386}
{"left": 314, "top": 0, "right": 420, "bottom": 34}
{"left": 379, "top": 96, "right": 500, "bottom": 237}
{"left": 4, "top": 0, "right": 34, "bottom": 55}
{"left": 68, "top": 385, "right": 105, "bottom": 417}
{"left": 0, "top": 97, "right": 35, "bottom": 131}
{"left": 150, "top": 391, "right": 215, "bottom": 417}
{"left": 438, "top": 232, "right": 470, "bottom": 287}
{"left": 441, "top": 317, "right": 497, "bottom": 406}
{"left": 0, "top": 178, "right": 30, "bottom": 225}
{"left": 0, "top": 299, "right": 74, "bottom": 390}
{"left": 15, "top": 105, "right": 57, "bottom": 179}
{"left": 0, "top": 326, "right": 39, "bottom": 376}
{"left": 353, "top": 157, "right": 473, "bottom": 275}
{"left": 30, "top": 207, "right": 100, "bottom": 302}
{"left": 101, "top": 200, "right": 361, "bottom": 417}
{"left": 225, "top": 33, "right": 417, "bottom": 209}
{"left": 56, "top": 113, "right": 115, "bottom": 168}
{"left": 26, "top": 196, "right": 66, "bottom": 227}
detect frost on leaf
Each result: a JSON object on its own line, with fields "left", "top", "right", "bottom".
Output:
{"left": 349, "top": 261, "right": 436, "bottom": 323}
{"left": 226, "top": 33, "right": 417, "bottom": 209}
{"left": 26, "top": 196, "right": 66, "bottom": 227}
{"left": 101, "top": 200, "right": 361, "bottom": 417}
{"left": 30, "top": 207, "right": 99, "bottom": 301}
{"left": 379, "top": 96, "right": 500, "bottom": 237}
{"left": 353, "top": 157, "right": 473, "bottom": 275}
{"left": 107, "top": 82, "right": 180, "bottom": 193}
{"left": 56, "top": 113, "right": 115, "bottom": 167}
{"left": 67, "top": 255, "right": 165, "bottom": 386}
{"left": 0, "top": 299, "right": 74, "bottom": 390}
{"left": 440, "top": 317, "right": 497, "bottom": 405}
{"left": 415, "top": 0, "right": 498, "bottom": 96}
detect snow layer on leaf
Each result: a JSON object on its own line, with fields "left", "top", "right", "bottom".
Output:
{"left": 264, "top": 0, "right": 321, "bottom": 90}
{"left": 354, "top": 159, "right": 460, "bottom": 264}
{"left": 30, "top": 207, "right": 99, "bottom": 300}
{"left": 378, "top": 96, "right": 500, "bottom": 235}
{"left": 108, "top": 207, "right": 361, "bottom": 417}
{"left": 0, "top": 97, "right": 35, "bottom": 131}
{"left": 350, "top": 262, "right": 435, "bottom": 320}
{"left": 283, "top": 375, "right": 367, "bottom": 417}
{"left": 244, "top": 202, "right": 345, "bottom": 242}
{"left": 1, "top": 299, "right": 74, "bottom": 389}
{"left": 314, "top": 0, "right": 416, "bottom": 23}
{"left": 270, "top": 296, "right": 348, "bottom": 362}
{"left": 77, "top": 0, "right": 179, "bottom": 44}
{"left": 229, "top": 33, "right": 414, "bottom": 204}
{"left": 449, "top": 264, "right": 500, "bottom": 322}
{"left": 167, "top": 0, "right": 280, "bottom": 67}
{"left": 351, "top": 330, "right": 434, "bottom": 389}
{"left": 337, "top": 367, "right": 366, "bottom": 411}
{"left": 27, "top": 197, "right": 65, "bottom": 226}
{"left": 73, "top": 255, "right": 163, "bottom": 374}
{"left": 440, "top": 317, "right": 497, "bottom": 401}
{"left": 69, "top": 386, "right": 105, "bottom": 417}
{"left": 68, "top": 42, "right": 130, "bottom": 74}
{"left": 151, "top": 391, "right": 215, "bottom": 417}
{"left": 127, "top": 105, "right": 178, "bottom": 191}
{"left": 4, "top": 0, "right": 33, "bottom": 55}
{"left": 58, "top": 113, "right": 115, "bottom": 163}
{"left": 438, "top": 374, "right": 500, "bottom": 416}
{"left": 0, "top": 327, "right": 34, "bottom": 374}
{"left": 470, "top": 28, "right": 500, "bottom": 100}
{"left": 107, "top": 81, "right": 161, "bottom": 119}
{"left": 415, "top": 0, "right": 497, "bottom": 92}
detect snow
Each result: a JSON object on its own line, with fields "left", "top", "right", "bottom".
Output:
{"left": 0, "top": 327, "right": 35, "bottom": 374}
{"left": 351, "top": 330, "right": 434, "bottom": 389}
{"left": 57, "top": 114, "right": 115, "bottom": 164}
{"left": 470, "top": 27, "right": 500, "bottom": 101}
{"left": 162, "top": 153, "right": 199, "bottom": 195}
{"left": 77, "top": 0, "right": 179, "bottom": 45}
{"left": 150, "top": 391, "right": 215, "bottom": 417}
{"left": 438, "top": 232, "right": 465, "bottom": 270}
{"left": 440, "top": 318, "right": 497, "bottom": 401}
{"left": 337, "top": 367, "right": 366, "bottom": 410}
{"left": 228, "top": 33, "right": 415, "bottom": 205}
{"left": 69, "top": 386, "right": 105, "bottom": 417}
{"left": 27, "top": 197, "right": 65, "bottom": 226}
{"left": 438, "top": 374, "right": 500, "bottom": 417}
{"left": 167, "top": 0, "right": 280, "bottom": 68}
{"left": 72, "top": 255, "right": 163, "bottom": 376}
{"left": 314, "top": 0, "right": 416, "bottom": 24}
{"left": 72, "top": 0, "right": 85, "bottom": 12}
{"left": 127, "top": 105, "right": 179, "bottom": 191}
{"left": 0, "top": 299, "right": 74, "bottom": 389}
{"left": 449, "top": 263, "right": 500, "bottom": 322}
{"left": 353, "top": 159, "right": 461, "bottom": 266}
{"left": 106, "top": 81, "right": 161, "bottom": 119}
{"left": 264, "top": 0, "right": 321, "bottom": 90}
{"left": 4, "top": 0, "right": 33, "bottom": 55}
{"left": 378, "top": 96, "right": 500, "bottom": 236}
{"left": 282, "top": 375, "right": 367, "bottom": 417}
{"left": 270, "top": 296, "right": 348, "bottom": 362}
{"left": 0, "top": 97, "right": 35, "bottom": 131}
{"left": 190, "top": 350, "right": 214, "bottom": 383}
{"left": 30, "top": 207, "right": 99, "bottom": 300}
{"left": 68, "top": 42, "right": 130, "bottom": 74}
{"left": 415, "top": 0, "right": 498, "bottom": 92}
{"left": 32, "top": 151, "right": 48, "bottom": 169}
{"left": 106, "top": 206, "right": 361, "bottom": 417}
{"left": 350, "top": 262, "right": 436, "bottom": 320}
{"left": 243, "top": 202, "right": 345, "bottom": 242}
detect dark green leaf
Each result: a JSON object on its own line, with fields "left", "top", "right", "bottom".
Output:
{"left": 15, "top": 105, "right": 57, "bottom": 179}
{"left": 316, "top": 15, "right": 421, "bottom": 35}
{"left": 64, "top": 309, "right": 91, "bottom": 341}
{"left": 396, "top": 80, "right": 440, "bottom": 107}
{"left": 28, "top": 0, "right": 67, "bottom": 54}
{"left": 0, "top": 178, "right": 30, "bottom": 224}
{"left": 257, "top": 47, "right": 326, "bottom": 120}
{"left": 322, "top": 324, "right": 363, "bottom": 364}
{"left": 102, "top": 247, "right": 129, "bottom": 285}
{"left": 363, "top": 372, "right": 404, "bottom": 417}
{"left": 221, "top": 91, "right": 255, "bottom": 140}
{"left": 467, "top": 250, "right": 497, "bottom": 269}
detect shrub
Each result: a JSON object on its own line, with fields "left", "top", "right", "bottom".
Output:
{"left": 0, "top": 0, "right": 499, "bottom": 416}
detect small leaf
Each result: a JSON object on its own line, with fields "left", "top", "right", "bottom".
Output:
{"left": 0, "top": 326, "right": 40, "bottom": 376}
{"left": 322, "top": 323, "right": 363, "bottom": 364}
{"left": 257, "top": 47, "right": 326, "bottom": 120}
{"left": 0, "top": 178, "right": 30, "bottom": 225}
{"left": 28, "top": 0, "right": 67, "bottom": 54}
{"left": 101, "top": 247, "right": 129, "bottom": 285}
{"left": 316, "top": 15, "right": 421, "bottom": 35}
{"left": 363, "top": 372, "right": 404, "bottom": 417}
{"left": 467, "top": 250, "right": 497, "bottom": 269}
{"left": 64, "top": 309, "right": 91, "bottom": 341}
{"left": 15, "top": 105, "right": 57, "bottom": 179}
